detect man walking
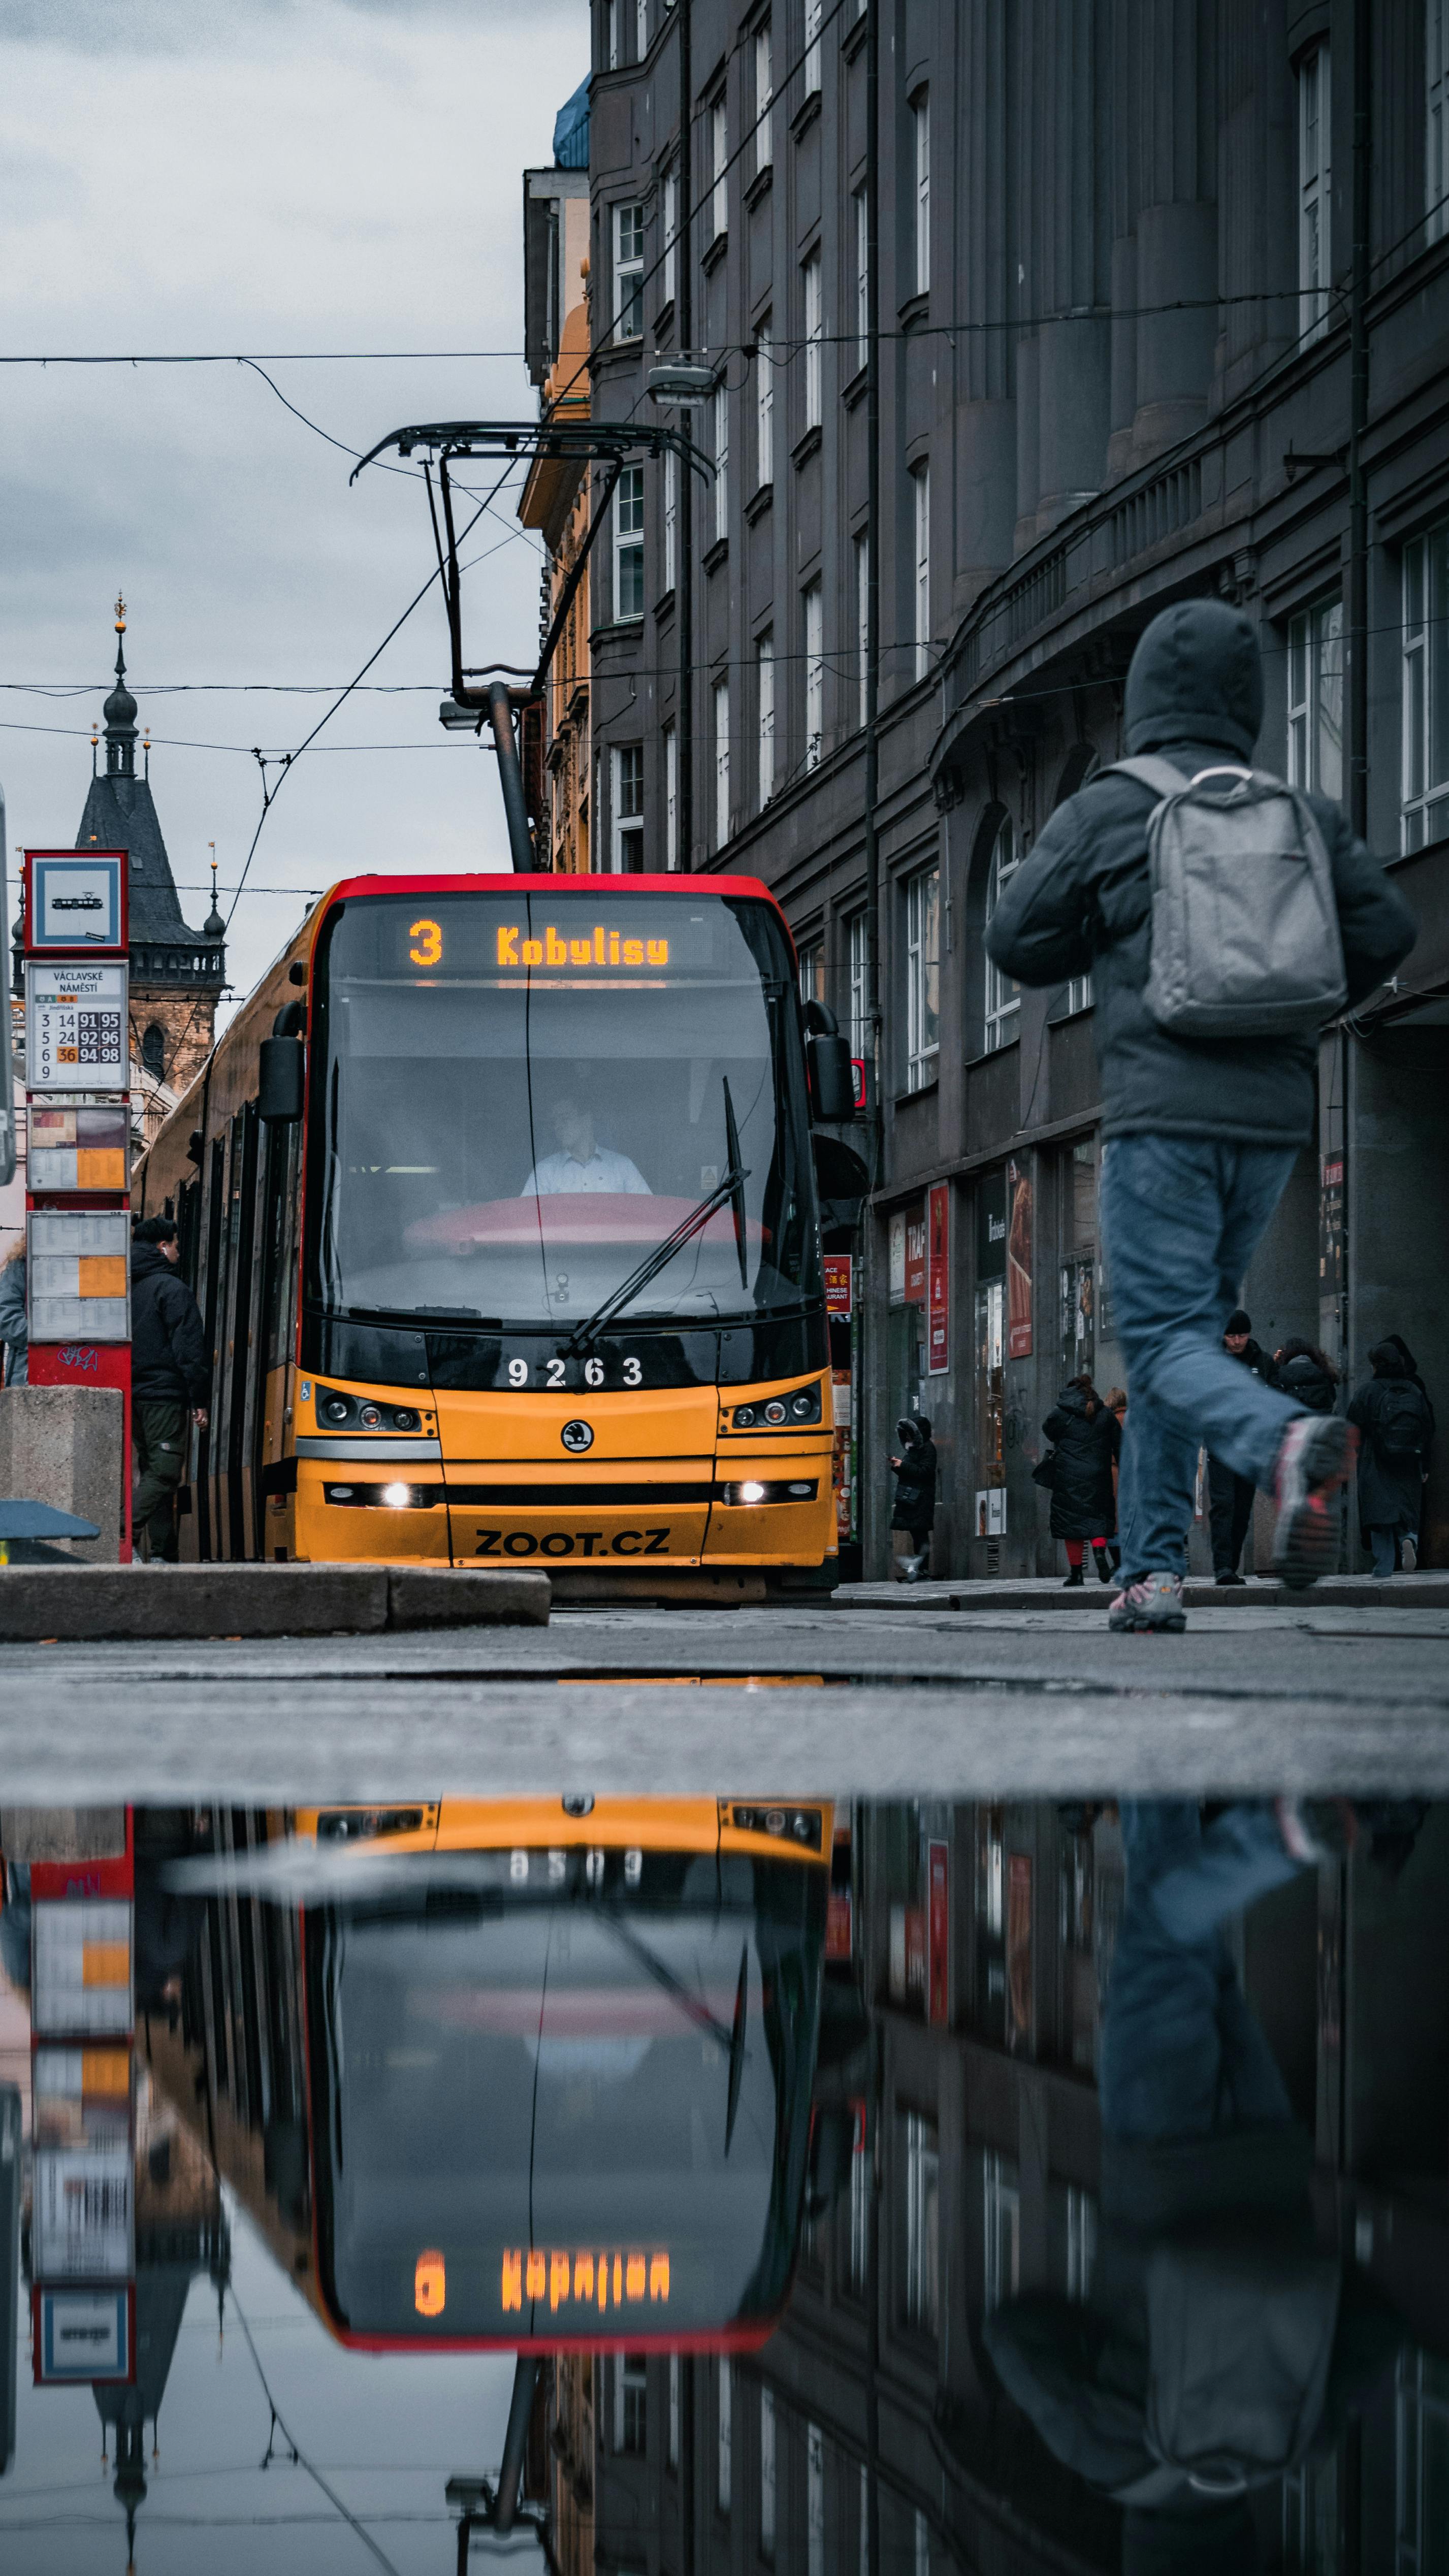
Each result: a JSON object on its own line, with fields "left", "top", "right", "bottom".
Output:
{"left": 1208, "top": 1308, "right": 1274, "bottom": 1585}
{"left": 130, "top": 1215, "right": 209, "bottom": 1562}
{"left": 986, "top": 599, "right": 1415, "bottom": 1630}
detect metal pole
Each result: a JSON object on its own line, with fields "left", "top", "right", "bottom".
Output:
{"left": 861, "top": 0, "right": 882, "bottom": 1580}
{"left": 1346, "top": 0, "right": 1370, "bottom": 842}
{"left": 486, "top": 682, "right": 536, "bottom": 873}
{"left": 677, "top": 0, "right": 694, "bottom": 873}
{"left": 491, "top": 2356, "right": 540, "bottom": 2533}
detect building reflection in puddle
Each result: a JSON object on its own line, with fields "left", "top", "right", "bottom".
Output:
{"left": 0, "top": 1794, "right": 1446, "bottom": 2571}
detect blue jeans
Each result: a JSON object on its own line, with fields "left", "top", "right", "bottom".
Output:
{"left": 1099, "top": 1136, "right": 1305, "bottom": 1579}
{"left": 1100, "top": 1802, "right": 1301, "bottom": 2142}
{"left": 1368, "top": 1526, "right": 1398, "bottom": 1578}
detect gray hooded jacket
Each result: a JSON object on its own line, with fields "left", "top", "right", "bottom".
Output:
{"left": 984, "top": 601, "right": 1417, "bottom": 1144}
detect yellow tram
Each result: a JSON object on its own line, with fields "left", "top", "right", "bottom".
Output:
{"left": 134, "top": 871, "right": 856, "bottom": 1598}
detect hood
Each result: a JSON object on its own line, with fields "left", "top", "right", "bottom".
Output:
{"left": 1123, "top": 599, "right": 1264, "bottom": 760}
{"left": 1369, "top": 1339, "right": 1411, "bottom": 1377}
{"left": 130, "top": 1241, "right": 171, "bottom": 1283}
{"left": 1054, "top": 1382, "right": 1093, "bottom": 1419}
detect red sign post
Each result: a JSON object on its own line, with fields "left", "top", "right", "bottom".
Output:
{"left": 926, "top": 1182, "right": 950, "bottom": 1375}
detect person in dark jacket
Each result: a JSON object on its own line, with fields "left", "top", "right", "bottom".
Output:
{"left": 1042, "top": 1375, "right": 1118, "bottom": 1585}
{"left": 1347, "top": 1340, "right": 1435, "bottom": 1579}
{"left": 0, "top": 1240, "right": 26, "bottom": 1385}
{"left": 130, "top": 1215, "right": 209, "bottom": 1562}
{"left": 984, "top": 1798, "right": 1411, "bottom": 2574}
{"left": 985, "top": 600, "right": 1416, "bottom": 1631}
{"left": 1207, "top": 1308, "right": 1275, "bottom": 1585}
{"left": 1271, "top": 1335, "right": 1339, "bottom": 1415}
{"left": 888, "top": 1414, "right": 937, "bottom": 1581}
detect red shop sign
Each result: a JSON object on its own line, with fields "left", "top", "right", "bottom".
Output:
{"left": 926, "top": 1182, "right": 949, "bottom": 1375}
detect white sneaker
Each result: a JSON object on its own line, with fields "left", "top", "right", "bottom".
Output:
{"left": 1107, "top": 1572, "right": 1186, "bottom": 1633}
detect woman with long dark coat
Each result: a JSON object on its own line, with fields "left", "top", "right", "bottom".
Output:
{"left": 1347, "top": 1341, "right": 1435, "bottom": 1578}
{"left": 1041, "top": 1376, "right": 1119, "bottom": 1585}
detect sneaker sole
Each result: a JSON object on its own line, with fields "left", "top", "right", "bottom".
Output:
{"left": 1108, "top": 1611, "right": 1188, "bottom": 1633}
{"left": 1273, "top": 1420, "right": 1356, "bottom": 1589}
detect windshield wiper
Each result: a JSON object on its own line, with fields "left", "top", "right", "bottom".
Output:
{"left": 346, "top": 1304, "right": 493, "bottom": 1328}
{"left": 562, "top": 1082, "right": 750, "bottom": 1357}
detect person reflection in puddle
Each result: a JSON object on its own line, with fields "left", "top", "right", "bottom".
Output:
{"left": 986, "top": 1799, "right": 1411, "bottom": 2575}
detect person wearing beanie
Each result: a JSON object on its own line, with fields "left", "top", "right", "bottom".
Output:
{"left": 1207, "top": 1309, "right": 1275, "bottom": 1584}
{"left": 984, "top": 599, "right": 1415, "bottom": 1629}
{"left": 1348, "top": 1339, "right": 1435, "bottom": 1578}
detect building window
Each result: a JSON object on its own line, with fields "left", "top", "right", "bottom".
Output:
{"left": 1298, "top": 42, "right": 1331, "bottom": 344}
{"left": 903, "top": 2108, "right": 939, "bottom": 2332}
{"left": 848, "top": 909, "right": 868, "bottom": 1062}
{"left": 912, "top": 462, "right": 930, "bottom": 679}
{"left": 906, "top": 866, "right": 939, "bottom": 1092}
{"left": 613, "top": 464, "right": 645, "bottom": 620}
{"left": 807, "top": 2423, "right": 825, "bottom": 2576}
{"left": 803, "top": 248, "right": 822, "bottom": 429}
{"left": 663, "top": 444, "right": 678, "bottom": 592}
{"left": 759, "top": 2387, "right": 777, "bottom": 2559}
{"left": 1066, "top": 2184, "right": 1098, "bottom": 2303}
{"left": 605, "top": 0, "right": 619, "bottom": 69}
{"left": 717, "top": 2359, "right": 732, "bottom": 2514}
{"left": 636, "top": 0, "right": 648, "bottom": 57}
{"left": 758, "top": 630, "right": 776, "bottom": 807}
{"left": 915, "top": 2508, "right": 931, "bottom": 2576}
{"left": 912, "top": 91, "right": 930, "bottom": 296}
{"left": 983, "top": 816, "right": 1021, "bottom": 1051}
{"left": 1431, "top": 1, "right": 1449, "bottom": 241}
{"left": 615, "top": 202, "right": 645, "bottom": 340}
{"left": 668, "top": 2353, "right": 680, "bottom": 2469}
{"left": 664, "top": 721, "right": 679, "bottom": 867}
{"left": 797, "top": 941, "right": 824, "bottom": 1008}
{"left": 141, "top": 1023, "right": 167, "bottom": 1078}
{"left": 714, "top": 675, "right": 730, "bottom": 849}
{"left": 853, "top": 183, "right": 868, "bottom": 373}
{"left": 854, "top": 530, "right": 870, "bottom": 728}
{"left": 613, "top": 2353, "right": 648, "bottom": 2453}
{"left": 713, "top": 380, "right": 729, "bottom": 543}
{"left": 1287, "top": 595, "right": 1343, "bottom": 801}
{"left": 804, "top": 581, "right": 823, "bottom": 768}
{"left": 755, "top": 20, "right": 774, "bottom": 173}
{"left": 804, "top": 0, "right": 822, "bottom": 95}
{"left": 662, "top": 161, "right": 678, "bottom": 304}
{"left": 984, "top": 2149, "right": 1022, "bottom": 2312}
{"left": 756, "top": 317, "right": 774, "bottom": 485}
{"left": 1402, "top": 524, "right": 1449, "bottom": 852}
{"left": 847, "top": 2107, "right": 870, "bottom": 2293}
{"left": 711, "top": 94, "right": 728, "bottom": 240}
{"left": 611, "top": 744, "right": 644, "bottom": 872}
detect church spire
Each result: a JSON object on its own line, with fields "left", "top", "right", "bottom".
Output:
{"left": 103, "top": 593, "right": 138, "bottom": 780}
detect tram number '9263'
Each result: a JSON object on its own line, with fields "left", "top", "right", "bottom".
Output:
{"left": 473, "top": 1528, "right": 671, "bottom": 1557}
{"left": 506, "top": 1355, "right": 643, "bottom": 1389}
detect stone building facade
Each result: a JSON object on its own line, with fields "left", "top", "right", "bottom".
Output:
{"left": 581, "top": 0, "right": 1449, "bottom": 1579}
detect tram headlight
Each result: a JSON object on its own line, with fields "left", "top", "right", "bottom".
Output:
{"left": 380, "top": 1481, "right": 413, "bottom": 1508}
{"left": 359, "top": 1402, "right": 383, "bottom": 1429}
{"left": 722, "top": 1479, "right": 819, "bottom": 1507}
{"left": 726, "top": 1381, "right": 822, "bottom": 1433}
{"left": 729, "top": 1804, "right": 824, "bottom": 1853}
{"left": 736, "top": 1480, "right": 766, "bottom": 1504}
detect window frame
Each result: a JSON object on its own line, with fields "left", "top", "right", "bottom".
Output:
{"left": 614, "top": 200, "right": 646, "bottom": 341}
{"left": 804, "top": 579, "right": 824, "bottom": 769}
{"left": 1285, "top": 592, "right": 1343, "bottom": 802}
{"left": 803, "top": 248, "right": 823, "bottom": 430}
{"left": 757, "top": 628, "right": 776, "bottom": 809}
{"left": 662, "top": 161, "right": 678, "bottom": 305}
{"left": 1297, "top": 42, "right": 1332, "bottom": 346}
{"left": 664, "top": 721, "right": 679, "bottom": 868}
{"left": 756, "top": 316, "right": 774, "bottom": 485}
{"left": 853, "top": 182, "right": 869, "bottom": 373}
{"left": 983, "top": 816, "right": 1021, "bottom": 1052}
{"left": 713, "top": 380, "right": 729, "bottom": 544}
{"left": 1401, "top": 523, "right": 1449, "bottom": 853}
{"left": 610, "top": 742, "right": 644, "bottom": 873}
{"left": 912, "top": 461, "right": 930, "bottom": 680}
{"left": 1431, "top": 0, "right": 1449, "bottom": 243}
{"left": 612, "top": 462, "right": 646, "bottom": 622}
{"left": 755, "top": 20, "right": 774, "bottom": 173}
{"left": 905, "top": 866, "right": 940, "bottom": 1094}
{"left": 848, "top": 909, "right": 868, "bottom": 1063}
{"left": 714, "top": 673, "right": 731, "bottom": 850}
{"left": 912, "top": 91, "right": 930, "bottom": 297}
{"left": 663, "top": 443, "right": 678, "bottom": 592}
{"left": 716, "top": 2357, "right": 732, "bottom": 2515}
{"left": 711, "top": 93, "right": 728, "bottom": 241}
{"left": 854, "top": 529, "right": 870, "bottom": 729}
{"left": 803, "top": 0, "right": 822, "bottom": 98}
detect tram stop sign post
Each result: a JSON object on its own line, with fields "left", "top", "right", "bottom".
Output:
{"left": 21, "top": 852, "right": 133, "bottom": 1559}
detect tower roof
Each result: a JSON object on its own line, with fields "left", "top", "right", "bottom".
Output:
{"left": 75, "top": 601, "right": 225, "bottom": 974}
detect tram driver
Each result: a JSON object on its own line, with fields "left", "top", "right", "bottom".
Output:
{"left": 522, "top": 1092, "right": 652, "bottom": 1197}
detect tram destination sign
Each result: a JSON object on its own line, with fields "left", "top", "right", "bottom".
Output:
{"left": 26, "top": 961, "right": 128, "bottom": 1092}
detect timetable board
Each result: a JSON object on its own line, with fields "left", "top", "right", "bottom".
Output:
{"left": 25, "top": 961, "right": 128, "bottom": 1092}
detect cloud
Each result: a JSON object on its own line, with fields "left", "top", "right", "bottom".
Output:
{"left": 0, "top": 0, "right": 588, "bottom": 1014}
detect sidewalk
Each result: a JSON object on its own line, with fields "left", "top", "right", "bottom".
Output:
{"left": 837, "top": 1571, "right": 1449, "bottom": 1612}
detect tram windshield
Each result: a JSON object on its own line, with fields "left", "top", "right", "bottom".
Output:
{"left": 306, "top": 888, "right": 821, "bottom": 1330}
{"left": 307, "top": 1853, "right": 824, "bottom": 2340}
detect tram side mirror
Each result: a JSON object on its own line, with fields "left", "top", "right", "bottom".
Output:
{"left": 259, "top": 1035, "right": 304, "bottom": 1124}
{"left": 806, "top": 1031, "right": 856, "bottom": 1123}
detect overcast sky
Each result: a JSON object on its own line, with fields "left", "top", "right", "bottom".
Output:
{"left": 0, "top": 0, "right": 587, "bottom": 1022}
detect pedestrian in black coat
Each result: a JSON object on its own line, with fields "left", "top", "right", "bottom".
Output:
{"left": 1272, "top": 1337, "right": 1339, "bottom": 1415}
{"left": 1208, "top": 1308, "right": 1275, "bottom": 1586}
{"left": 1041, "top": 1377, "right": 1118, "bottom": 1585}
{"left": 1348, "top": 1341, "right": 1435, "bottom": 1579}
{"left": 130, "top": 1216, "right": 210, "bottom": 1561}
{"left": 889, "top": 1414, "right": 937, "bottom": 1581}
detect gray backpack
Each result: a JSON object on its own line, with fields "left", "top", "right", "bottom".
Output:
{"left": 1109, "top": 756, "right": 1348, "bottom": 1039}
